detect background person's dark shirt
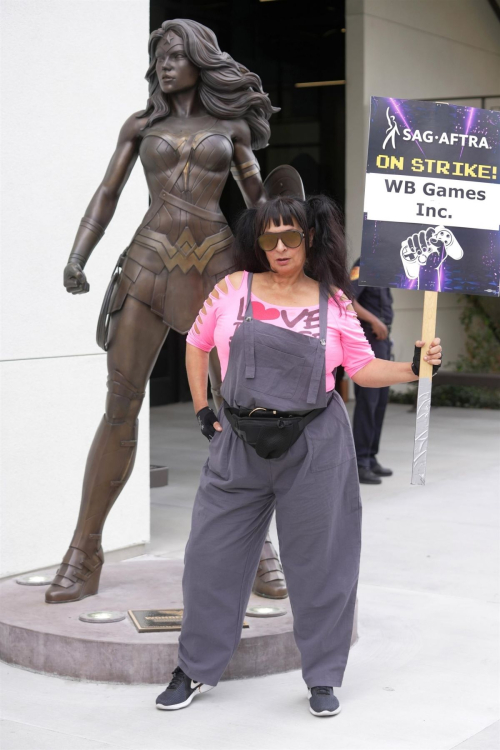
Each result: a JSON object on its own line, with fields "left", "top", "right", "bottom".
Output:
{"left": 350, "top": 257, "right": 394, "bottom": 329}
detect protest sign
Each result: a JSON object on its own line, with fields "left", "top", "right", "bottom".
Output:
{"left": 360, "top": 98, "right": 500, "bottom": 296}
{"left": 359, "top": 98, "right": 500, "bottom": 484}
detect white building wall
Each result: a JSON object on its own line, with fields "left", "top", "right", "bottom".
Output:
{"left": 1, "top": 0, "right": 151, "bottom": 577}
{"left": 345, "top": 0, "right": 500, "bottom": 372}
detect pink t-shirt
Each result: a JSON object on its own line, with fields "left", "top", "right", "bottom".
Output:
{"left": 186, "top": 271, "right": 375, "bottom": 391}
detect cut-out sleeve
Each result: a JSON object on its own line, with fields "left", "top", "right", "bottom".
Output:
{"left": 334, "top": 292, "right": 375, "bottom": 378}
{"left": 186, "top": 282, "right": 227, "bottom": 353}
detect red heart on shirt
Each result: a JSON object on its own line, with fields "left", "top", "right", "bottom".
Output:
{"left": 252, "top": 301, "right": 281, "bottom": 320}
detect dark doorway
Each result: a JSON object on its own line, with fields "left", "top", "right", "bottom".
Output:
{"left": 149, "top": 0, "right": 346, "bottom": 406}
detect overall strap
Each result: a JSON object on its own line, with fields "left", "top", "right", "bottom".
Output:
{"left": 306, "top": 285, "right": 329, "bottom": 404}
{"left": 244, "top": 271, "right": 254, "bottom": 319}
{"left": 244, "top": 272, "right": 255, "bottom": 379}
{"left": 319, "top": 285, "right": 329, "bottom": 345}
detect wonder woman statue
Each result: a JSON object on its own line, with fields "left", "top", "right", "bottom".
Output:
{"left": 45, "top": 19, "right": 289, "bottom": 604}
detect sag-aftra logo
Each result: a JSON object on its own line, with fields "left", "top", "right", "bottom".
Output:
{"left": 382, "top": 105, "right": 490, "bottom": 150}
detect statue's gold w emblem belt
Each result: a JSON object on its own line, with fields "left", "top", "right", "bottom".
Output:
{"left": 131, "top": 223, "right": 233, "bottom": 275}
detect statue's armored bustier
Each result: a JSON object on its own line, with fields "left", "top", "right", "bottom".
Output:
{"left": 109, "top": 120, "right": 241, "bottom": 333}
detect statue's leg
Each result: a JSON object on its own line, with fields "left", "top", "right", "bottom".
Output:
{"left": 208, "top": 349, "right": 288, "bottom": 601}
{"left": 46, "top": 297, "right": 169, "bottom": 603}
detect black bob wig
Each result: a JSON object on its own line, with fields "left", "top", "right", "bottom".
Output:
{"left": 232, "top": 195, "right": 353, "bottom": 307}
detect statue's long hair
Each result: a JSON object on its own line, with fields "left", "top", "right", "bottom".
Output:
{"left": 138, "top": 19, "right": 279, "bottom": 150}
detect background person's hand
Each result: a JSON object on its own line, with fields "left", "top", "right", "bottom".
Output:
{"left": 64, "top": 262, "right": 89, "bottom": 294}
{"left": 411, "top": 337, "right": 442, "bottom": 376}
{"left": 371, "top": 318, "right": 389, "bottom": 340}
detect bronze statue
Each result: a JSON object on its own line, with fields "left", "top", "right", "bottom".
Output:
{"left": 45, "top": 18, "right": 288, "bottom": 604}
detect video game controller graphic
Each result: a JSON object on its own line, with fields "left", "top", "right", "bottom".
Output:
{"left": 400, "top": 225, "right": 464, "bottom": 279}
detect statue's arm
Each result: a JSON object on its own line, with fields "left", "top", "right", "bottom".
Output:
{"left": 230, "top": 120, "right": 267, "bottom": 209}
{"left": 64, "top": 111, "right": 147, "bottom": 294}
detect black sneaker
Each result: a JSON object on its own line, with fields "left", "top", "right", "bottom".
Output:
{"left": 156, "top": 667, "right": 214, "bottom": 711}
{"left": 308, "top": 686, "right": 341, "bottom": 716}
{"left": 358, "top": 466, "right": 382, "bottom": 484}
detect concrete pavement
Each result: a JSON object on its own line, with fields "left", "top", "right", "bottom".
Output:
{"left": 1, "top": 403, "right": 498, "bottom": 750}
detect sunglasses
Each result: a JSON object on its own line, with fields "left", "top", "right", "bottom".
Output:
{"left": 257, "top": 229, "right": 305, "bottom": 252}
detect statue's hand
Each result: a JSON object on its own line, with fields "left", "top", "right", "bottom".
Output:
{"left": 64, "top": 262, "right": 90, "bottom": 294}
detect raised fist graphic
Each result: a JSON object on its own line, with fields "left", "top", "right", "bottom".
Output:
{"left": 400, "top": 225, "right": 464, "bottom": 279}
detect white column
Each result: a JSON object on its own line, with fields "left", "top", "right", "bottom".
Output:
{"left": 1, "top": 0, "right": 151, "bottom": 577}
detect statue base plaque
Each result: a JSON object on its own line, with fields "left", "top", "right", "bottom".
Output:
{"left": 128, "top": 608, "right": 249, "bottom": 633}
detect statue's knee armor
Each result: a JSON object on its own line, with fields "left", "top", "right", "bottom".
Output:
{"left": 105, "top": 369, "right": 145, "bottom": 424}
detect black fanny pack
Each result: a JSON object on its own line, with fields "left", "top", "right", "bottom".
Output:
{"left": 224, "top": 393, "right": 333, "bottom": 460}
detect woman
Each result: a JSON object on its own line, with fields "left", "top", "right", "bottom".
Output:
{"left": 155, "top": 196, "right": 442, "bottom": 716}
{"left": 45, "top": 19, "right": 285, "bottom": 604}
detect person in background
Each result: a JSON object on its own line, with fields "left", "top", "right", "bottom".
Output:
{"left": 350, "top": 258, "right": 394, "bottom": 485}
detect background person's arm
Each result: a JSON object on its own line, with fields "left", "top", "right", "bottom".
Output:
{"left": 348, "top": 259, "right": 388, "bottom": 340}
{"left": 351, "top": 299, "right": 388, "bottom": 340}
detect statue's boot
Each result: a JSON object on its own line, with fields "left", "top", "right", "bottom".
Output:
{"left": 252, "top": 535, "right": 288, "bottom": 599}
{"left": 44, "top": 522, "right": 105, "bottom": 604}
{"left": 46, "top": 370, "right": 142, "bottom": 604}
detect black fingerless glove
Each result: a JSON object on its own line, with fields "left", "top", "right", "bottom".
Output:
{"left": 196, "top": 406, "right": 218, "bottom": 441}
{"left": 411, "top": 345, "right": 442, "bottom": 377}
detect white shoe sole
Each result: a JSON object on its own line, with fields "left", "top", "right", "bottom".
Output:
{"left": 156, "top": 684, "right": 214, "bottom": 711}
{"left": 308, "top": 689, "right": 341, "bottom": 717}
{"left": 309, "top": 704, "right": 342, "bottom": 716}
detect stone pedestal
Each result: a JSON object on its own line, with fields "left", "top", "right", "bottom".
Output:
{"left": 0, "top": 557, "right": 358, "bottom": 684}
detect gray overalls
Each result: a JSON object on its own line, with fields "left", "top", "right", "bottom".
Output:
{"left": 178, "top": 273, "right": 362, "bottom": 688}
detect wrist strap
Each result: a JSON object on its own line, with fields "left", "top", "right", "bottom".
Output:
{"left": 67, "top": 252, "right": 87, "bottom": 268}
{"left": 67, "top": 218, "right": 105, "bottom": 268}
{"left": 411, "top": 362, "right": 439, "bottom": 377}
{"left": 79, "top": 216, "right": 105, "bottom": 240}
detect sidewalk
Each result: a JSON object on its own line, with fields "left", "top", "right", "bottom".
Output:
{"left": 1, "top": 403, "right": 498, "bottom": 750}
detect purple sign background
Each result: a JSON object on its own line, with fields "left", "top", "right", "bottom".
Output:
{"left": 360, "top": 97, "right": 500, "bottom": 297}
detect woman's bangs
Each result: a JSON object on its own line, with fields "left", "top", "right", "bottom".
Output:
{"left": 256, "top": 199, "right": 307, "bottom": 236}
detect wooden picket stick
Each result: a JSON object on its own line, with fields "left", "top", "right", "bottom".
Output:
{"left": 411, "top": 291, "right": 438, "bottom": 485}
{"left": 419, "top": 291, "right": 438, "bottom": 377}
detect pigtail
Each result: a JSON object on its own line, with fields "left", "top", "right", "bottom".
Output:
{"left": 305, "top": 195, "right": 353, "bottom": 307}
{"left": 233, "top": 207, "right": 268, "bottom": 272}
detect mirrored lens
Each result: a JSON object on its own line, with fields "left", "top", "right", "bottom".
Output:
{"left": 257, "top": 230, "right": 303, "bottom": 252}
{"left": 257, "top": 234, "right": 279, "bottom": 252}
{"left": 281, "top": 230, "right": 303, "bottom": 248}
